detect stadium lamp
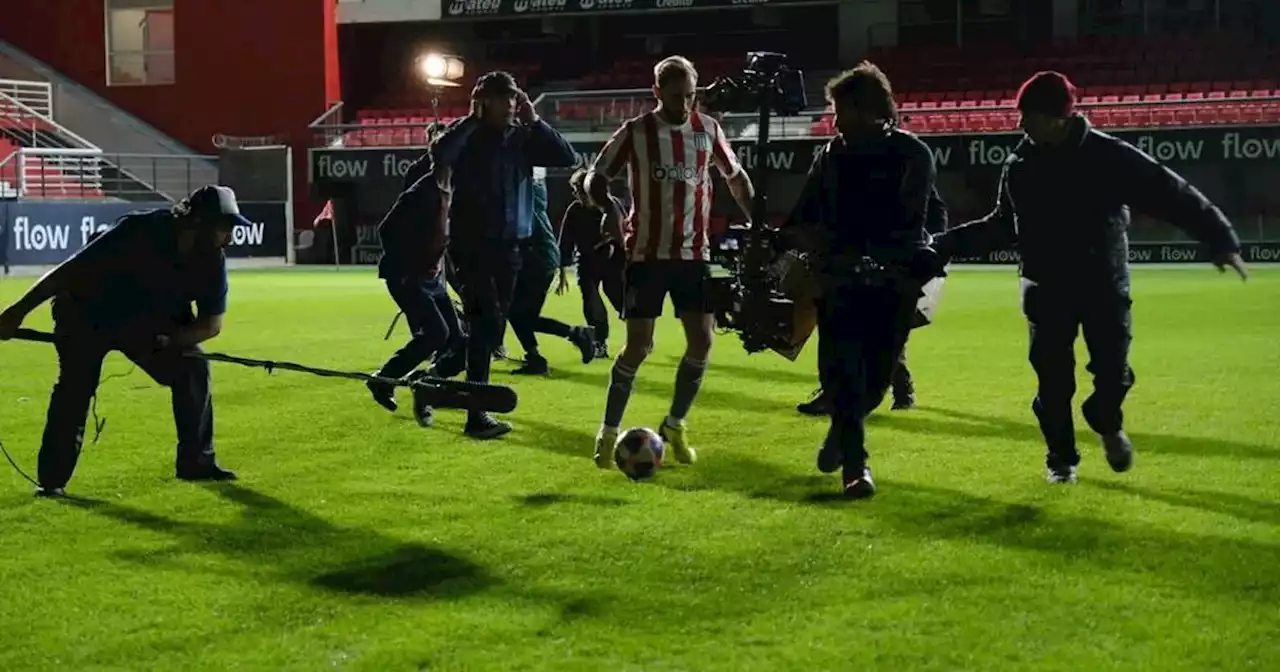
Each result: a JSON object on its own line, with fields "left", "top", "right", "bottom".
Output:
{"left": 418, "top": 53, "right": 465, "bottom": 88}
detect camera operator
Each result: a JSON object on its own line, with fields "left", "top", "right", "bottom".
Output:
{"left": 557, "top": 168, "right": 627, "bottom": 359}
{"left": 778, "top": 62, "right": 943, "bottom": 500}
{"left": 429, "top": 71, "right": 577, "bottom": 439}
{"left": 796, "top": 186, "right": 948, "bottom": 416}
{"left": 585, "top": 55, "right": 756, "bottom": 469}
{"left": 937, "top": 71, "right": 1247, "bottom": 484}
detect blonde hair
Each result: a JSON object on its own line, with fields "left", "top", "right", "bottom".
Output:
{"left": 653, "top": 55, "right": 698, "bottom": 88}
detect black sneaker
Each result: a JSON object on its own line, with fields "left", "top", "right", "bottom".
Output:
{"left": 1046, "top": 465, "right": 1078, "bottom": 484}
{"left": 843, "top": 467, "right": 876, "bottom": 500}
{"left": 366, "top": 377, "right": 397, "bottom": 412}
{"left": 891, "top": 393, "right": 916, "bottom": 410}
{"left": 570, "top": 327, "right": 596, "bottom": 364}
{"left": 512, "top": 355, "right": 550, "bottom": 375}
{"left": 465, "top": 413, "right": 512, "bottom": 440}
{"left": 34, "top": 486, "right": 66, "bottom": 498}
{"left": 177, "top": 463, "right": 237, "bottom": 482}
{"left": 816, "top": 443, "right": 842, "bottom": 474}
{"left": 796, "top": 389, "right": 833, "bottom": 416}
{"left": 593, "top": 342, "right": 610, "bottom": 360}
{"left": 1101, "top": 431, "right": 1133, "bottom": 473}
{"left": 492, "top": 346, "right": 510, "bottom": 362}
{"left": 408, "top": 372, "right": 436, "bottom": 427}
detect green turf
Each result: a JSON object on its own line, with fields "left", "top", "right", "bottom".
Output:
{"left": 0, "top": 267, "right": 1276, "bottom": 671}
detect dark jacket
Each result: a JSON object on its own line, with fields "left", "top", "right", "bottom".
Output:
{"left": 783, "top": 127, "right": 940, "bottom": 277}
{"left": 377, "top": 168, "right": 447, "bottom": 280}
{"left": 941, "top": 115, "right": 1240, "bottom": 291}
{"left": 522, "top": 178, "right": 560, "bottom": 272}
{"left": 557, "top": 195, "right": 627, "bottom": 276}
{"left": 431, "top": 116, "right": 577, "bottom": 243}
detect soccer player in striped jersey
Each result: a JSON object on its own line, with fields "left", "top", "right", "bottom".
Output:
{"left": 584, "top": 55, "right": 756, "bottom": 469}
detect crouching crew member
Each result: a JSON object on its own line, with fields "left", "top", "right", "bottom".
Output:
{"left": 366, "top": 159, "right": 464, "bottom": 428}
{"left": 779, "top": 62, "right": 944, "bottom": 500}
{"left": 0, "top": 186, "right": 246, "bottom": 496}
{"left": 938, "top": 71, "right": 1248, "bottom": 484}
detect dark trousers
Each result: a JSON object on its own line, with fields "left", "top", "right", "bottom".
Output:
{"left": 818, "top": 284, "right": 919, "bottom": 474}
{"left": 817, "top": 316, "right": 915, "bottom": 407}
{"left": 1023, "top": 282, "right": 1135, "bottom": 469}
{"left": 38, "top": 301, "right": 215, "bottom": 489}
{"left": 579, "top": 264, "right": 625, "bottom": 344}
{"left": 509, "top": 250, "right": 573, "bottom": 358}
{"left": 378, "top": 276, "right": 462, "bottom": 380}
{"left": 453, "top": 240, "right": 522, "bottom": 390}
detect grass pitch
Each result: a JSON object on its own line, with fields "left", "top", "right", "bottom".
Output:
{"left": 0, "top": 267, "right": 1276, "bottom": 671}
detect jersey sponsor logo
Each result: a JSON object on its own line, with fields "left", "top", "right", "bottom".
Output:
{"left": 650, "top": 163, "right": 703, "bottom": 183}
{"left": 691, "top": 131, "right": 712, "bottom": 151}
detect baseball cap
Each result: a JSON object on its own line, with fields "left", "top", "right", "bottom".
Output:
{"left": 185, "top": 185, "right": 253, "bottom": 229}
{"left": 1016, "top": 71, "right": 1077, "bottom": 117}
{"left": 472, "top": 70, "right": 519, "bottom": 99}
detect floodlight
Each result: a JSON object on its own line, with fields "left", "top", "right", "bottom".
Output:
{"left": 418, "top": 53, "right": 465, "bottom": 88}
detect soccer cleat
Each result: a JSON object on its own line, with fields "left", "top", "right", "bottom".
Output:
{"left": 570, "top": 327, "right": 596, "bottom": 364}
{"left": 1046, "top": 465, "right": 1078, "bottom": 484}
{"left": 796, "top": 389, "right": 833, "bottom": 416}
{"left": 366, "top": 377, "right": 398, "bottom": 412}
{"left": 594, "top": 426, "right": 619, "bottom": 469}
{"left": 465, "top": 413, "right": 512, "bottom": 440}
{"left": 1101, "top": 431, "right": 1133, "bottom": 473}
{"left": 843, "top": 467, "right": 876, "bottom": 500}
{"left": 659, "top": 420, "right": 697, "bottom": 465}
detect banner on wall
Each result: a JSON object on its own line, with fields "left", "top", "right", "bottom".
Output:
{"left": 309, "top": 123, "right": 1280, "bottom": 187}
{"left": 953, "top": 241, "right": 1280, "bottom": 264}
{"left": 1, "top": 201, "right": 289, "bottom": 267}
{"left": 441, "top": 0, "right": 808, "bottom": 20}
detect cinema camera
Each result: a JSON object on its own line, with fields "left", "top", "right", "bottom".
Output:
{"left": 700, "top": 52, "right": 815, "bottom": 359}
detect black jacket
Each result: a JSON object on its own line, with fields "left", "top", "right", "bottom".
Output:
{"left": 376, "top": 166, "right": 448, "bottom": 280}
{"left": 941, "top": 115, "right": 1240, "bottom": 291}
{"left": 782, "top": 126, "right": 942, "bottom": 278}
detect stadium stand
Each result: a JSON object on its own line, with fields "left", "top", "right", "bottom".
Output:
{"left": 0, "top": 82, "right": 106, "bottom": 199}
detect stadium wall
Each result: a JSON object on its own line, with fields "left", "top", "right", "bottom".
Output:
{"left": 0, "top": 0, "right": 339, "bottom": 234}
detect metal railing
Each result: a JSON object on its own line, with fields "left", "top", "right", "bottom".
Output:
{"left": 0, "top": 78, "right": 52, "bottom": 118}
{"left": 0, "top": 91, "right": 99, "bottom": 149}
{"left": 0, "top": 148, "right": 217, "bottom": 201}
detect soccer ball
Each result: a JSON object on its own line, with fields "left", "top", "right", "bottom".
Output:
{"left": 614, "top": 427, "right": 665, "bottom": 480}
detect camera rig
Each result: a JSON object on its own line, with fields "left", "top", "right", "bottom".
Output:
{"left": 701, "top": 52, "right": 814, "bottom": 360}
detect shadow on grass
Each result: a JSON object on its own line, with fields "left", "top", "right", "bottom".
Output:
{"left": 517, "top": 492, "right": 631, "bottom": 508}
{"left": 872, "top": 405, "right": 1279, "bottom": 462}
{"left": 543, "top": 366, "right": 796, "bottom": 418}
{"left": 1083, "top": 480, "right": 1280, "bottom": 527}
{"left": 64, "top": 482, "right": 495, "bottom": 599}
{"left": 511, "top": 415, "right": 1279, "bottom": 604}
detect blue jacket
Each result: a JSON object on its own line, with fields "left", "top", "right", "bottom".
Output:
{"left": 431, "top": 116, "right": 577, "bottom": 242}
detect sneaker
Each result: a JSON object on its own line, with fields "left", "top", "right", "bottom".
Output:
{"left": 366, "top": 377, "right": 397, "bottom": 412}
{"left": 465, "top": 413, "right": 512, "bottom": 440}
{"left": 594, "top": 426, "right": 619, "bottom": 469}
{"left": 492, "top": 346, "right": 510, "bottom": 362}
{"left": 1101, "top": 431, "right": 1133, "bottom": 473}
{"left": 1046, "top": 465, "right": 1078, "bottom": 484}
{"left": 593, "top": 342, "right": 610, "bottom": 360}
{"left": 177, "top": 463, "right": 237, "bottom": 482}
{"left": 34, "top": 486, "right": 66, "bottom": 498}
{"left": 843, "top": 467, "right": 876, "bottom": 500}
{"left": 891, "top": 393, "right": 916, "bottom": 410}
{"left": 407, "top": 371, "right": 436, "bottom": 427}
{"left": 570, "top": 327, "right": 596, "bottom": 364}
{"left": 659, "top": 420, "right": 697, "bottom": 465}
{"left": 816, "top": 442, "right": 843, "bottom": 474}
{"left": 796, "top": 389, "right": 833, "bottom": 416}
{"left": 512, "top": 355, "right": 549, "bottom": 376}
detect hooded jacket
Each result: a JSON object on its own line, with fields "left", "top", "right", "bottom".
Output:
{"left": 941, "top": 115, "right": 1240, "bottom": 291}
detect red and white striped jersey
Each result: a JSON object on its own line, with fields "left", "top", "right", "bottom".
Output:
{"left": 589, "top": 111, "right": 742, "bottom": 262}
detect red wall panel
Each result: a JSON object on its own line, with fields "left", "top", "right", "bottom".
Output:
{"left": 0, "top": 0, "right": 338, "bottom": 225}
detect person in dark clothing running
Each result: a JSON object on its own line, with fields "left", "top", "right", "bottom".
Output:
{"left": 507, "top": 171, "right": 596, "bottom": 374}
{"left": 430, "top": 70, "right": 578, "bottom": 438}
{"left": 557, "top": 168, "right": 627, "bottom": 359}
{"left": 366, "top": 159, "right": 464, "bottom": 428}
{"left": 0, "top": 186, "right": 247, "bottom": 496}
{"left": 779, "top": 62, "right": 946, "bottom": 500}
{"left": 938, "top": 71, "right": 1248, "bottom": 484}
{"left": 796, "top": 186, "right": 948, "bottom": 416}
